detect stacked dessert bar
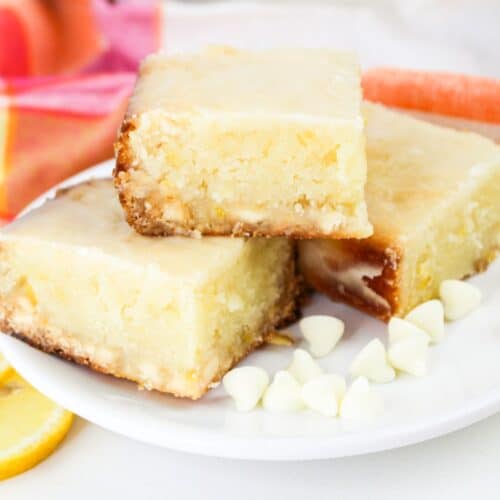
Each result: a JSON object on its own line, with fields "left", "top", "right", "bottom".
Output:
{"left": 1, "top": 47, "right": 499, "bottom": 398}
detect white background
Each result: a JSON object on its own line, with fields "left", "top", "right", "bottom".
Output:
{"left": 3, "top": 413, "right": 500, "bottom": 499}
{"left": 2, "top": 1, "right": 500, "bottom": 497}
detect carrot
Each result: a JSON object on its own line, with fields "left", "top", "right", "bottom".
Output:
{"left": 362, "top": 68, "right": 500, "bottom": 124}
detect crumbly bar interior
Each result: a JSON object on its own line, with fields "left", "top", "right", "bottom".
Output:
{"left": 119, "top": 112, "right": 369, "bottom": 238}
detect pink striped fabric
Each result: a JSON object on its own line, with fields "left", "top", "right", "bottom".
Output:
{"left": 0, "top": 0, "right": 162, "bottom": 221}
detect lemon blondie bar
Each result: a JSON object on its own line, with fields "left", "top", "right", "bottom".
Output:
{"left": 0, "top": 180, "right": 300, "bottom": 399}
{"left": 114, "top": 46, "right": 371, "bottom": 239}
{"left": 299, "top": 103, "right": 500, "bottom": 320}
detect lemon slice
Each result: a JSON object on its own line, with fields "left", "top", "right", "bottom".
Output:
{"left": 0, "top": 372, "right": 74, "bottom": 480}
{"left": 0, "top": 353, "right": 12, "bottom": 383}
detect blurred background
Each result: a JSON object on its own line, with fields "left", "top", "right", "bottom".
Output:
{"left": 0, "top": 0, "right": 498, "bottom": 224}
{"left": 164, "top": 0, "right": 499, "bottom": 76}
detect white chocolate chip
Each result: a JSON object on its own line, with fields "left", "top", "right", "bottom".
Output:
{"left": 319, "top": 212, "right": 343, "bottom": 233}
{"left": 439, "top": 280, "right": 482, "bottom": 321}
{"left": 299, "top": 315, "right": 344, "bottom": 357}
{"left": 301, "top": 374, "right": 346, "bottom": 417}
{"left": 388, "top": 335, "right": 429, "bottom": 377}
{"left": 339, "top": 377, "right": 383, "bottom": 421}
{"left": 226, "top": 293, "right": 244, "bottom": 312}
{"left": 349, "top": 339, "right": 395, "bottom": 383}
{"left": 287, "top": 349, "right": 323, "bottom": 384}
{"left": 222, "top": 366, "right": 269, "bottom": 412}
{"left": 387, "top": 317, "right": 430, "bottom": 377}
{"left": 233, "top": 208, "right": 264, "bottom": 224}
{"left": 388, "top": 317, "right": 431, "bottom": 345}
{"left": 405, "top": 300, "right": 445, "bottom": 343}
{"left": 262, "top": 370, "right": 304, "bottom": 413}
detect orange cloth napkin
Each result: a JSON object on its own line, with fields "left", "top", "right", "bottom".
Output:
{"left": 0, "top": 0, "right": 162, "bottom": 222}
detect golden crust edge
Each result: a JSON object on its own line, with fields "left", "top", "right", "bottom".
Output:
{"left": 300, "top": 238, "right": 500, "bottom": 322}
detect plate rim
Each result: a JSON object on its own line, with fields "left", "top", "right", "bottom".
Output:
{"left": 2, "top": 333, "right": 500, "bottom": 461}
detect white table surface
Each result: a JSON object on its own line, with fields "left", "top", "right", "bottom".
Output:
{"left": 2, "top": 414, "right": 500, "bottom": 499}
{"left": 2, "top": 1, "right": 500, "bottom": 497}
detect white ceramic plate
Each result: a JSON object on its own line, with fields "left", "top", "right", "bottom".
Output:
{"left": 2, "top": 160, "right": 500, "bottom": 461}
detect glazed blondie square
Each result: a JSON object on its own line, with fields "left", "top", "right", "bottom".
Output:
{"left": 115, "top": 47, "right": 371, "bottom": 239}
{"left": 0, "top": 180, "right": 301, "bottom": 399}
{"left": 299, "top": 103, "right": 500, "bottom": 320}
